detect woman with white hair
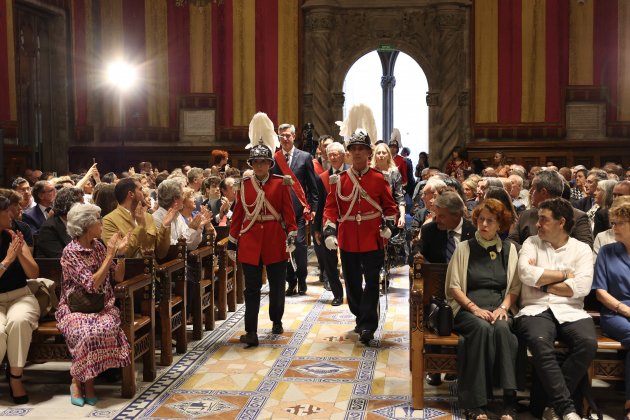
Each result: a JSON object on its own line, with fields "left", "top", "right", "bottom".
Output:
{"left": 57, "top": 203, "right": 131, "bottom": 407}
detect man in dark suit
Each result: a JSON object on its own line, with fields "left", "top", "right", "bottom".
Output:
{"left": 417, "top": 191, "right": 476, "bottom": 264}
{"left": 36, "top": 187, "right": 84, "bottom": 257}
{"left": 313, "top": 141, "right": 348, "bottom": 305}
{"left": 509, "top": 170, "right": 593, "bottom": 248}
{"left": 417, "top": 191, "right": 476, "bottom": 386}
{"left": 22, "top": 180, "right": 56, "bottom": 234}
{"left": 571, "top": 169, "right": 606, "bottom": 212}
{"left": 273, "top": 123, "right": 319, "bottom": 296}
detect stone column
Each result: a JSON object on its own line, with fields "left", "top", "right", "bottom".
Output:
{"left": 303, "top": 9, "right": 335, "bottom": 140}
{"left": 378, "top": 49, "right": 399, "bottom": 142}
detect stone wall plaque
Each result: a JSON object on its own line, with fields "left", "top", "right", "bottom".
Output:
{"left": 180, "top": 109, "right": 216, "bottom": 141}
{"left": 566, "top": 103, "right": 606, "bottom": 139}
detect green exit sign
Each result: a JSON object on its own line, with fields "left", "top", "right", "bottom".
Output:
{"left": 378, "top": 44, "right": 393, "bottom": 51}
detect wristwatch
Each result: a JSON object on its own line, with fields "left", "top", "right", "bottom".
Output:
{"left": 500, "top": 304, "right": 508, "bottom": 310}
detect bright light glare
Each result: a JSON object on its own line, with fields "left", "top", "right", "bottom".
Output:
{"left": 106, "top": 61, "right": 137, "bottom": 91}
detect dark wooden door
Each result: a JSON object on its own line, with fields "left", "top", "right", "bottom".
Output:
{"left": 14, "top": 3, "right": 54, "bottom": 170}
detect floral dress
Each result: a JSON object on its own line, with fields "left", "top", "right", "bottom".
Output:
{"left": 56, "top": 239, "right": 131, "bottom": 382}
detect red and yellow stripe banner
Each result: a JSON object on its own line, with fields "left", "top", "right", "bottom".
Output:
{"left": 473, "top": 0, "right": 630, "bottom": 127}
{"left": 64, "top": 0, "right": 299, "bottom": 130}
{"left": 0, "top": 0, "right": 16, "bottom": 122}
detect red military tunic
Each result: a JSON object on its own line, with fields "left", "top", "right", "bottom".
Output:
{"left": 393, "top": 154, "right": 409, "bottom": 186}
{"left": 229, "top": 174, "right": 297, "bottom": 266}
{"left": 323, "top": 167, "right": 397, "bottom": 252}
{"left": 313, "top": 158, "right": 326, "bottom": 175}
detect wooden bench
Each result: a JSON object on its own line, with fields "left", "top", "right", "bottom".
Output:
{"left": 187, "top": 229, "right": 216, "bottom": 339}
{"left": 408, "top": 255, "right": 627, "bottom": 411}
{"left": 214, "top": 227, "right": 237, "bottom": 320}
{"left": 154, "top": 238, "right": 187, "bottom": 366}
{"left": 28, "top": 257, "right": 156, "bottom": 398}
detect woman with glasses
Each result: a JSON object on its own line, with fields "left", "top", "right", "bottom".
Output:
{"left": 593, "top": 200, "right": 630, "bottom": 419}
{"left": 445, "top": 198, "right": 521, "bottom": 420}
{"left": 0, "top": 195, "right": 40, "bottom": 404}
{"left": 57, "top": 203, "right": 131, "bottom": 406}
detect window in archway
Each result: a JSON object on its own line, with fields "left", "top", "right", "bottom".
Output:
{"left": 343, "top": 50, "right": 428, "bottom": 171}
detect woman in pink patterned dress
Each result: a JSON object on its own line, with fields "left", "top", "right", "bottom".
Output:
{"left": 56, "top": 203, "right": 131, "bottom": 406}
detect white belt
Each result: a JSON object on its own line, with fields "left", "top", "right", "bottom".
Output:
{"left": 245, "top": 214, "right": 277, "bottom": 222}
{"left": 342, "top": 211, "right": 380, "bottom": 222}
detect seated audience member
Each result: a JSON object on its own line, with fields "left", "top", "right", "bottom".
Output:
{"left": 22, "top": 180, "right": 56, "bottom": 234}
{"left": 215, "top": 177, "right": 236, "bottom": 226}
{"left": 201, "top": 176, "right": 223, "bottom": 224}
{"left": 593, "top": 201, "right": 630, "bottom": 419}
{"left": 573, "top": 169, "right": 607, "bottom": 214}
{"left": 211, "top": 149, "right": 229, "bottom": 173}
{"left": 593, "top": 195, "right": 630, "bottom": 258}
{"left": 11, "top": 177, "right": 34, "bottom": 210}
{"left": 484, "top": 187, "right": 518, "bottom": 240}
{"left": 224, "top": 166, "right": 241, "bottom": 179}
{"left": 570, "top": 166, "right": 587, "bottom": 200}
{"left": 0, "top": 189, "right": 34, "bottom": 249}
{"left": 36, "top": 187, "right": 84, "bottom": 257}
{"left": 508, "top": 170, "right": 593, "bottom": 248}
{"left": 515, "top": 198, "right": 595, "bottom": 420}
{"left": 186, "top": 167, "right": 204, "bottom": 194}
{"left": 462, "top": 177, "right": 479, "bottom": 212}
{"left": 508, "top": 174, "right": 527, "bottom": 212}
{"left": 101, "top": 178, "right": 173, "bottom": 259}
{"left": 100, "top": 172, "right": 118, "bottom": 184}
{"left": 411, "top": 178, "right": 446, "bottom": 230}
{"left": 446, "top": 198, "right": 521, "bottom": 420}
{"left": 57, "top": 203, "right": 131, "bottom": 407}
{"left": 92, "top": 183, "right": 118, "bottom": 218}
{"left": 414, "top": 191, "right": 476, "bottom": 386}
{"left": 0, "top": 195, "right": 40, "bottom": 404}
{"left": 592, "top": 179, "right": 617, "bottom": 237}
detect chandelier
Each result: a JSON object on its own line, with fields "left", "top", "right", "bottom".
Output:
{"left": 175, "top": 0, "right": 223, "bottom": 7}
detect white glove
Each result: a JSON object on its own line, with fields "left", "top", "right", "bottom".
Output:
{"left": 325, "top": 235, "right": 338, "bottom": 250}
{"left": 286, "top": 242, "right": 296, "bottom": 253}
{"left": 227, "top": 250, "right": 237, "bottom": 262}
{"left": 380, "top": 226, "right": 392, "bottom": 239}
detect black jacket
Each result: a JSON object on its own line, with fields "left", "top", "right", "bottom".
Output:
{"left": 36, "top": 216, "right": 71, "bottom": 258}
{"left": 417, "top": 218, "right": 476, "bottom": 263}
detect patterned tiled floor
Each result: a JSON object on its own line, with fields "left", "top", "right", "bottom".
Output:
{"left": 0, "top": 260, "right": 625, "bottom": 419}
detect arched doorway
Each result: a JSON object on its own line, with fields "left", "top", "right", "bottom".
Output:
{"left": 342, "top": 50, "right": 429, "bottom": 169}
{"left": 302, "top": 0, "right": 471, "bottom": 169}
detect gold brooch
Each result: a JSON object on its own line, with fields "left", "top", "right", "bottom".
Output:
{"left": 489, "top": 251, "right": 497, "bottom": 260}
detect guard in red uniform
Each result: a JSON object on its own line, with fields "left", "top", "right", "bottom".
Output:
{"left": 323, "top": 129, "right": 397, "bottom": 346}
{"left": 228, "top": 113, "right": 297, "bottom": 347}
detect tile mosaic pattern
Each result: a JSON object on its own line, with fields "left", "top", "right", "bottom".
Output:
{"left": 110, "top": 266, "right": 457, "bottom": 420}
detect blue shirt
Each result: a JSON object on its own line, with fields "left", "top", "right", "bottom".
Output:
{"left": 593, "top": 241, "right": 630, "bottom": 317}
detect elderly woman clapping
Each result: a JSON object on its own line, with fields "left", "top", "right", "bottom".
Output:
{"left": 56, "top": 203, "right": 131, "bottom": 407}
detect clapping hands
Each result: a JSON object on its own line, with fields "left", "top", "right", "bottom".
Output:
{"left": 107, "top": 232, "right": 131, "bottom": 257}
{"left": 5, "top": 230, "right": 25, "bottom": 264}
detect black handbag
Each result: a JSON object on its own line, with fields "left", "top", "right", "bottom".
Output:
{"left": 426, "top": 296, "right": 453, "bottom": 336}
{"left": 68, "top": 289, "right": 105, "bottom": 313}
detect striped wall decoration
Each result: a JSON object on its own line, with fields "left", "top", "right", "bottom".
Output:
{"left": 472, "top": 0, "right": 630, "bottom": 137}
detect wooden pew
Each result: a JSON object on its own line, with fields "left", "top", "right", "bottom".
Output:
{"left": 29, "top": 257, "right": 155, "bottom": 398}
{"left": 154, "top": 238, "right": 187, "bottom": 366}
{"left": 408, "top": 254, "right": 627, "bottom": 413}
{"left": 214, "top": 226, "right": 237, "bottom": 320}
{"left": 187, "top": 229, "right": 216, "bottom": 340}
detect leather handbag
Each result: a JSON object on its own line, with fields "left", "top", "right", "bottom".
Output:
{"left": 68, "top": 288, "right": 105, "bottom": 314}
{"left": 426, "top": 296, "right": 453, "bottom": 336}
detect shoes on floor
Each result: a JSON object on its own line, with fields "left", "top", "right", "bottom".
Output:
{"left": 426, "top": 373, "right": 442, "bottom": 386}
{"left": 6, "top": 369, "right": 29, "bottom": 405}
{"left": 285, "top": 287, "right": 297, "bottom": 296}
{"left": 444, "top": 373, "right": 457, "bottom": 381}
{"left": 542, "top": 407, "right": 560, "bottom": 420}
{"left": 298, "top": 286, "right": 307, "bottom": 295}
{"left": 324, "top": 282, "right": 332, "bottom": 291}
{"left": 70, "top": 384, "right": 84, "bottom": 407}
{"left": 239, "top": 332, "right": 259, "bottom": 348}
{"left": 331, "top": 297, "right": 343, "bottom": 306}
{"left": 359, "top": 330, "right": 374, "bottom": 346}
{"left": 84, "top": 395, "right": 98, "bottom": 406}
{"left": 271, "top": 322, "right": 284, "bottom": 334}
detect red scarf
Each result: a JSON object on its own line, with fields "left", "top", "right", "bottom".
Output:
{"left": 274, "top": 150, "right": 312, "bottom": 221}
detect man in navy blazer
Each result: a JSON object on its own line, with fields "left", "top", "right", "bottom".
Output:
{"left": 22, "top": 180, "right": 56, "bottom": 234}
{"left": 273, "top": 123, "right": 320, "bottom": 295}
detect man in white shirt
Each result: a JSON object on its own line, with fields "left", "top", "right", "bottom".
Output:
{"left": 515, "top": 198, "right": 596, "bottom": 420}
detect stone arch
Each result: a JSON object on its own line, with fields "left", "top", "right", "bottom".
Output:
{"left": 302, "top": 0, "right": 471, "bottom": 169}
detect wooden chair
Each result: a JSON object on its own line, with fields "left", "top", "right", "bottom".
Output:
{"left": 29, "top": 257, "right": 155, "bottom": 398}
{"left": 409, "top": 257, "right": 457, "bottom": 409}
{"left": 154, "top": 238, "right": 187, "bottom": 366}
{"left": 214, "top": 226, "right": 236, "bottom": 320}
{"left": 187, "top": 229, "right": 216, "bottom": 340}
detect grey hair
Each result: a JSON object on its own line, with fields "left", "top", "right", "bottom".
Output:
{"left": 157, "top": 179, "right": 183, "bottom": 209}
{"left": 423, "top": 178, "right": 447, "bottom": 193}
{"left": 484, "top": 177, "right": 504, "bottom": 188}
{"left": 508, "top": 174, "right": 523, "bottom": 187}
{"left": 187, "top": 167, "right": 203, "bottom": 184}
{"left": 434, "top": 191, "right": 465, "bottom": 215}
{"left": 534, "top": 170, "right": 564, "bottom": 197}
{"left": 53, "top": 187, "right": 84, "bottom": 217}
{"left": 278, "top": 123, "right": 295, "bottom": 134}
{"left": 66, "top": 203, "right": 102, "bottom": 238}
{"left": 326, "top": 142, "right": 345, "bottom": 155}
{"left": 598, "top": 179, "right": 618, "bottom": 209}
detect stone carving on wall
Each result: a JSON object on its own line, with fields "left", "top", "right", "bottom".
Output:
{"left": 302, "top": 0, "right": 472, "bottom": 169}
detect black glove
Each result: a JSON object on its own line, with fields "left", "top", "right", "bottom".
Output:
{"left": 380, "top": 219, "right": 395, "bottom": 239}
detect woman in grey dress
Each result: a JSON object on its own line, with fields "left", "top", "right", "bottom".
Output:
{"left": 445, "top": 198, "right": 521, "bottom": 420}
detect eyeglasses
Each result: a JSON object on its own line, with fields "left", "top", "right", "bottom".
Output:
{"left": 279, "top": 134, "right": 293, "bottom": 139}
{"left": 610, "top": 220, "right": 628, "bottom": 227}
